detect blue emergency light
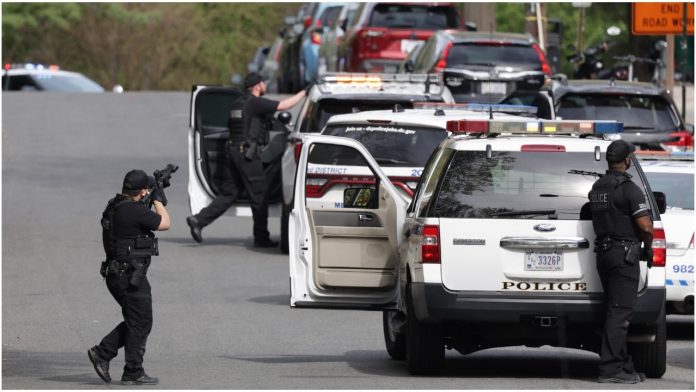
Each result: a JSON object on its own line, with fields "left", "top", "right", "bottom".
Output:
{"left": 593, "top": 121, "right": 624, "bottom": 134}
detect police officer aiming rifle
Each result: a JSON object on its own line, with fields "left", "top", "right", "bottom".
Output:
{"left": 186, "top": 72, "right": 308, "bottom": 247}
{"left": 88, "top": 168, "right": 172, "bottom": 385}
{"left": 589, "top": 140, "right": 653, "bottom": 384}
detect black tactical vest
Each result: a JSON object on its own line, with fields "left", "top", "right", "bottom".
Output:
{"left": 588, "top": 172, "right": 636, "bottom": 240}
{"left": 228, "top": 93, "right": 250, "bottom": 143}
{"left": 101, "top": 195, "right": 133, "bottom": 259}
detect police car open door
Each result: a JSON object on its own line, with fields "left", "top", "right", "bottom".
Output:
{"left": 289, "top": 135, "right": 408, "bottom": 309}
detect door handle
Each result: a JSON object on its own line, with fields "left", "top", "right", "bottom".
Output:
{"left": 358, "top": 214, "right": 373, "bottom": 222}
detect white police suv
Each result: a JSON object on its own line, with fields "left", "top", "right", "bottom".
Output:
{"left": 638, "top": 151, "right": 694, "bottom": 314}
{"left": 280, "top": 73, "right": 455, "bottom": 251}
{"left": 289, "top": 116, "right": 667, "bottom": 377}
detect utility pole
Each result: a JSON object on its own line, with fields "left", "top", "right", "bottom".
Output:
{"left": 681, "top": 2, "right": 688, "bottom": 119}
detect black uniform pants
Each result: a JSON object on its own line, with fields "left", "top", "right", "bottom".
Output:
{"left": 596, "top": 245, "right": 640, "bottom": 376}
{"left": 94, "top": 274, "right": 153, "bottom": 379}
{"left": 194, "top": 146, "right": 270, "bottom": 241}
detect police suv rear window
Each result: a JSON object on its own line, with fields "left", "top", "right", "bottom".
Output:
{"left": 430, "top": 151, "right": 646, "bottom": 220}
{"left": 321, "top": 124, "right": 447, "bottom": 166}
{"left": 557, "top": 94, "right": 678, "bottom": 133}
{"left": 305, "top": 99, "right": 416, "bottom": 133}
{"left": 446, "top": 44, "right": 541, "bottom": 68}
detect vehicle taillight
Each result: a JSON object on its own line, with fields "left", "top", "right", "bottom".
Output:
{"left": 532, "top": 43, "right": 552, "bottom": 76}
{"left": 304, "top": 16, "right": 313, "bottom": 29}
{"left": 662, "top": 131, "right": 694, "bottom": 152}
{"left": 433, "top": 41, "right": 453, "bottom": 73}
{"left": 306, "top": 178, "right": 328, "bottom": 198}
{"left": 421, "top": 225, "right": 440, "bottom": 264}
{"left": 652, "top": 228, "right": 667, "bottom": 267}
{"left": 294, "top": 141, "right": 303, "bottom": 163}
{"left": 689, "top": 233, "right": 695, "bottom": 249}
{"left": 311, "top": 31, "right": 322, "bottom": 45}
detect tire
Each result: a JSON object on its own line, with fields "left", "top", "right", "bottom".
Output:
{"left": 628, "top": 305, "right": 667, "bottom": 378}
{"left": 406, "top": 283, "right": 444, "bottom": 375}
{"left": 383, "top": 310, "right": 406, "bottom": 360}
{"left": 280, "top": 201, "right": 290, "bottom": 254}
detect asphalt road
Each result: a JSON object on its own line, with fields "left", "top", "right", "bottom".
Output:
{"left": 2, "top": 92, "right": 693, "bottom": 389}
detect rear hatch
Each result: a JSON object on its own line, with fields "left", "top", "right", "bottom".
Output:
{"left": 359, "top": 3, "right": 460, "bottom": 61}
{"left": 432, "top": 146, "right": 650, "bottom": 293}
{"left": 444, "top": 43, "right": 546, "bottom": 102}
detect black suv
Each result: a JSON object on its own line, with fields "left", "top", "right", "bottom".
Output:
{"left": 501, "top": 77, "right": 694, "bottom": 149}
{"left": 402, "top": 31, "right": 552, "bottom": 103}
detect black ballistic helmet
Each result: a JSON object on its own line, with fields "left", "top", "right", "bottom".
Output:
{"left": 606, "top": 140, "right": 636, "bottom": 163}
{"left": 243, "top": 72, "right": 264, "bottom": 89}
{"left": 122, "top": 170, "right": 149, "bottom": 190}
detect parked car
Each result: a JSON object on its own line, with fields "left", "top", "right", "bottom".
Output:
{"left": 249, "top": 33, "right": 286, "bottom": 94}
{"left": 2, "top": 63, "right": 107, "bottom": 92}
{"left": 279, "top": 72, "right": 455, "bottom": 253}
{"left": 278, "top": 3, "right": 315, "bottom": 92}
{"left": 289, "top": 118, "right": 667, "bottom": 377}
{"left": 337, "top": 2, "right": 462, "bottom": 73}
{"left": 317, "top": 3, "right": 360, "bottom": 75}
{"left": 279, "top": 3, "right": 350, "bottom": 91}
{"left": 637, "top": 151, "right": 694, "bottom": 314}
{"left": 501, "top": 77, "right": 694, "bottom": 150}
{"left": 402, "top": 30, "right": 552, "bottom": 103}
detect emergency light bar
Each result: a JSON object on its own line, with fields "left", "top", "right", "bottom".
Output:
{"left": 319, "top": 72, "right": 441, "bottom": 86}
{"left": 446, "top": 119, "right": 623, "bottom": 135}
{"left": 412, "top": 102, "right": 538, "bottom": 116}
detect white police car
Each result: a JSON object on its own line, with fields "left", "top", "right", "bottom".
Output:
{"left": 638, "top": 151, "right": 694, "bottom": 314}
{"left": 289, "top": 117, "right": 667, "bottom": 377}
{"left": 2, "top": 63, "right": 109, "bottom": 92}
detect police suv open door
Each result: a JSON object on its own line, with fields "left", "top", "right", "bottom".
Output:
{"left": 289, "top": 135, "right": 408, "bottom": 309}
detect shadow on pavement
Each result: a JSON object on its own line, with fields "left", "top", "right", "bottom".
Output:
{"left": 2, "top": 349, "right": 108, "bottom": 386}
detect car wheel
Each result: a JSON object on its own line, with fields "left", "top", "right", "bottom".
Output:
{"left": 628, "top": 304, "right": 667, "bottom": 378}
{"left": 280, "top": 201, "right": 291, "bottom": 254}
{"left": 383, "top": 310, "right": 406, "bottom": 360}
{"left": 406, "top": 283, "right": 444, "bottom": 375}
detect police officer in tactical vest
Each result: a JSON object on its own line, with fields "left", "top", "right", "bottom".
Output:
{"left": 186, "top": 72, "right": 308, "bottom": 247}
{"left": 88, "top": 170, "right": 170, "bottom": 385}
{"left": 588, "top": 140, "right": 653, "bottom": 384}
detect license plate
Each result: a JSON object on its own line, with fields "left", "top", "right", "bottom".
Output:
{"left": 400, "top": 39, "right": 422, "bottom": 54}
{"left": 480, "top": 82, "right": 507, "bottom": 95}
{"left": 525, "top": 252, "right": 563, "bottom": 271}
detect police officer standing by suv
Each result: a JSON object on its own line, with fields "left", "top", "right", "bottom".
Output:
{"left": 186, "top": 72, "right": 308, "bottom": 247}
{"left": 88, "top": 170, "right": 170, "bottom": 385}
{"left": 588, "top": 140, "right": 653, "bottom": 384}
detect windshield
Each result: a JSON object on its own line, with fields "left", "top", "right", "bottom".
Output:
{"left": 369, "top": 4, "right": 460, "bottom": 30}
{"left": 643, "top": 172, "right": 694, "bottom": 210}
{"left": 447, "top": 43, "right": 541, "bottom": 68}
{"left": 33, "top": 73, "right": 104, "bottom": 92}
{"left": 430, "top": 151, "right": 646, "bottom": 219}
{"left": 304, "top": 99, "right": 417, "bottom": 133}
{"left": 316, "top": 124, "right": 447, "bottom": 167}
{"left": 556, "top": 93, "right": 678, "bottom": 132}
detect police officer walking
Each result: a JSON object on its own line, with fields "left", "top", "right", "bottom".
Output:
{"left": 186, "top": 72, "right": 308, "bottom": 247}
{"left": 588, "top": 140, "right": 653, "bottom": 384}
{"left": 88, "top": 169, "right": 170, "bottom": 385}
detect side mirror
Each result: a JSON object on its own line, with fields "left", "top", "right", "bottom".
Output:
{"left": 293, "top": 23, "right": 304, "bottom": 35}
{"left": 340, "top": 19, "right": 348, "bottom": 32}
{"left": 112, "top": 84, "right": 124, "bottom": 93}
{"left": 343, "top": 187, "right": 377, "bottom": 209}
{"left": 278, "top": 111, "right": 292, "bottom": 125}
{"left": 465, "top": 21, "right": 478, "bottom": 31}
{"left": 685, "top": 123, "right": 694, "bottom": 133}
{"left": 653, "top": 191, "right": 667, "bottom": 214}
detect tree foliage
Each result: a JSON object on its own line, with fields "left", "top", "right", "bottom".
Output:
{"left": 2, "top": 2, "right": 301, "bottom": 90}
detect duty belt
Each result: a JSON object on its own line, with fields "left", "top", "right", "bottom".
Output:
{"left": 104, "top": 259, "right": 131, "bottom": 277}
{"left": 594, "top": 236, "right": 637, "bottom": 253}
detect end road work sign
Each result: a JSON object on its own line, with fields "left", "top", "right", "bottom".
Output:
{"left": 632, "top": 2, "right": 694, "bottom": 35}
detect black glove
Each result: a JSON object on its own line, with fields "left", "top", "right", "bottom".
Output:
{"left": 641, "top": 247, "right": 654, "bottom": 267}
{"left": 303, "top": 81, "right": 315, "bottom": 95}
{"left": 151, "top": 186, "right": 168, "bottom": 206}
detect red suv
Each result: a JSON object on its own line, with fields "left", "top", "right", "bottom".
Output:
{"left": 338, "top": 3, "right": 461, "bottom": 73}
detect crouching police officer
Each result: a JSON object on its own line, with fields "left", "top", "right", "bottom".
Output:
{"left": 186, "top": 72, "right": 308, "bottom": 247}
{"left": 88, "top": 169, "right": 170, "bottom": 385}
{"left": 588, "top": 140, "right": 653, "bottom": 384}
